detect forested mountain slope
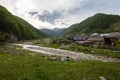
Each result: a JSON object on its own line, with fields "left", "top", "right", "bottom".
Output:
{"left": 0, "top": 5, "right": 47, "bottom": 42}
{"left": 64, "top": 13, "right": 120, "bottom": 35}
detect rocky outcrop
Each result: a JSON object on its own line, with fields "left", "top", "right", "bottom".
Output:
{"left": 4, "top": 33, "right": 18, "bottom": 42}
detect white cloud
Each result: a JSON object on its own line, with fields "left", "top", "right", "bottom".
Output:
{"left": 0, "top": 0, "right": 120, "bottom": 29}
{"left": 0, "top": 0, "right": 16, "bottom": 14}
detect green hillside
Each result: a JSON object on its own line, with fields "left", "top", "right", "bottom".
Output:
{"left": 64, "top": 13, "right": 120, "bottom": 35}
{"left": 0, "top": 5, "right": 47, "bottom": 42}
{"left": 108, "top": 22, "right": 120, "bottom": 32}
{"left": 41, "top": 28, "right": 66, "bottom": 37}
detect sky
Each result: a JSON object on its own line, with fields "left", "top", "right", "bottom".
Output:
{"left": 0, "top": 0, "right": 120, "bottom": 29}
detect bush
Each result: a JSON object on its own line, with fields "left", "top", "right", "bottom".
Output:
{"left": 0, "top": 33, "right": 5, "bottom": 42}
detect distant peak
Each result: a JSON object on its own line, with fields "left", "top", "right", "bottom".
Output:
{"left": 94, "top": 13, "right": 106, "bottom": 16}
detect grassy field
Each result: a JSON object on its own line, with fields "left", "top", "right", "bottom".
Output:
{"left": 0, "top": 44, "right": 120, "bottom": 80}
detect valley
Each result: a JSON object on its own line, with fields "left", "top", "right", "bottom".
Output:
{"left": 0, "top": 3, "right": 120, "bottom": 80}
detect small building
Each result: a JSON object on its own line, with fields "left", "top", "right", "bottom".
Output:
{"left": 100, "top": 34, "right": 109, "bottom": 37}
{"left": 90, "top": 33, "right": 100, "bottom": 37}
{"left": 76, "top": 41, "right": 93, "bottom": 46}
{"left": 73, "top": 36, "right": 85, "bottom": 41}
{"left": 109, "top": 32, "right": 120, "bottom": 38}
{"left": 87, "top": 32, "right": 120, "bottom": 47}
{"left": 87, "top": 37, "right": 104, "bottom": 43}
{"left": 103, "top": 32, "right": 120, "bottom": 46}
{"left": 58, "top": 40, "right": 71, "bottom": 44}
{"left": 63, "top": 32, "right": 120, "bottom": 48}
{"left": 87, "top": 37, "right": 104, "bottom": 48}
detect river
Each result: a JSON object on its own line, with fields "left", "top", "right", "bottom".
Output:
{"left": 15, "top": 44, "right": 120, "bottom": 62}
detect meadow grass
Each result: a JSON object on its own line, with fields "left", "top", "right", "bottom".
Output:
{"left": 0, "top": 44, "right": 120, "bottom": 80}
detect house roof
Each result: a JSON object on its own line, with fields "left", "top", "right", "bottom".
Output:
{"left": 87, "top": 37, "right": 104, "bottom": 42}
{"left": 100, "top": 34, "right": 109, "bottom": 37}
{"left": 108, "top": 32, "right": 120, "bottom": 38}
{"left": 73, "top": 36, "right": 85, "bottom": 41}
{"left": 91, "top": 33, "right": 100, "bottom": 37}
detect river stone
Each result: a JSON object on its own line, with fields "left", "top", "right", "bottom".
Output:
{"left": 61, "top": 56, "right": 70, "bottom": 61}
{"left": 99, "top": 76, "right": 107, "bottom": 80}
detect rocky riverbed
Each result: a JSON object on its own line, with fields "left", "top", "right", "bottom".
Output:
{"left": 15, "top": 44, "right": 120, "bottom": 62}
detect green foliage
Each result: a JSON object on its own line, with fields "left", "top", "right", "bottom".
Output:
{"left": 0, "top": 33, "right": 5, "bottom": 42}
{"left": 0, "top": 5, "right": 47, "bottom": 42}
{"left": 0, "top": 45, "right": 120, "bottom": 80}
{"left": 108, "top": 22, "right": 120, "bottom": 32}
{"left": 115, "top": 40, "right": 120, "bottom": 50}
{"left": 44, "top": 43, "right": 60, "bottom": 48}
{"left": 65, "top": 13, "right": 120, "bottom": 35}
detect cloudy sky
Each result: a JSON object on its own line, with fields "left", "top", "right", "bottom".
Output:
{"left": 0, "top": 0, "right": 120, "bottom": 29}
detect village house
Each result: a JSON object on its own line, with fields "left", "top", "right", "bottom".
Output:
{"left": 87, "top": 37, "right": 104, "bottom": 48}
{"left": 90, "top": 33, "right": 100, "bottom": 37}
{"left": 59, "top": 32, "right": 120, "bottom": 48}
{"left": 87, "top": 32, "right": 120, "bottom": 48}
{"left": 103, "top": 32, "right": 120, "bottom": 46}
{"left": 73, "top": 36, "right": 86, "bottom": 41}
{"left": 65, "top": 35, "right": 87, "bottom": 42}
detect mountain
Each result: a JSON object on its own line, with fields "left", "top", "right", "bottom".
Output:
{"left": 0, "top": 5, "right": 47, "bottom": 42}
{"left": 64, "top": 13, "right": 120, "bottom": 35}
{"left": 41, "top": 28, "right": 66, "bottom": 37}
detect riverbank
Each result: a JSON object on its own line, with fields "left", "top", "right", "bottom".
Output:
{"left": 15, "top": 44, "right": 120, "bottom": 62}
